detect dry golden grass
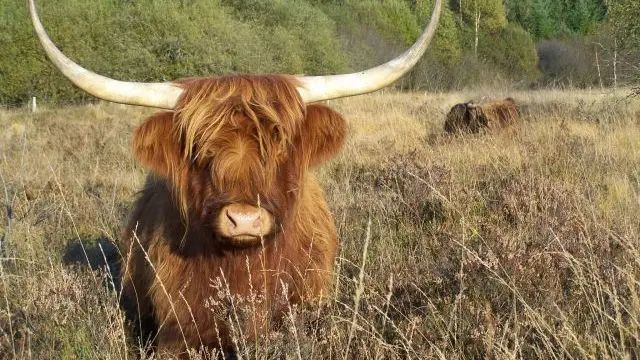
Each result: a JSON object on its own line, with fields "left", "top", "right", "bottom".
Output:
{"left": 0, "top": 88, "right": 639, "bottom": 359}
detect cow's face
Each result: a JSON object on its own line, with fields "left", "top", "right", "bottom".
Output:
{"left": 466, "top": 105, "right": 488, "bottom": 131}
{"left": 132, "top": 77, "right": 345, "bottom": 246}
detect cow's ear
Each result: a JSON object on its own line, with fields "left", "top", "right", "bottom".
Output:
{"left": 133, "top": 112, "right": 183, "bottom": 178}
{"left": 296, "top": 104, "right": 346, "bottom": 168}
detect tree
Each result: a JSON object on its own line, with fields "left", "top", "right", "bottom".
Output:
{"left": 506, "top": 0, "right": 607, "bottom": 39}
{"left": 459, "top": 0, "right": 507, "bottom": 32}
{"left": 413, "top": 0, "right": 463, "bottom": 65}
{"left": 609, "top": 0, "right": 640, "bottom": 49}
{"left": 566, "top": 0, "right": 607, "bottom": 35}
{"left": 609, "top": 0, "right": 640, "bottom": 83}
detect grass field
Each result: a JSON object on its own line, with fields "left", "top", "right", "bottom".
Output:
{"left": 1, "top": 88, "right": 639, "bottom": 359}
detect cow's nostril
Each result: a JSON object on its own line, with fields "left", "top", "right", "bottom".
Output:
{"left": 226, "top": 209, "right": 237, "bottom": 228}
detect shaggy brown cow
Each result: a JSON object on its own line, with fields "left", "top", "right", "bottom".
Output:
{"left": 444, "top": 98, "right": 520, "bottom": 133}
{"left": 122, "top": 76, "right": 344, "bottom": 355}
{"left": 444, "top": 102, "right": 484, "bottom": 133}
{"left": 30, "top": 0, "right": 442, "bottom": 356}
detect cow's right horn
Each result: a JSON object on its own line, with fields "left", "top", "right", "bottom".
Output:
{"left": 295, "top": 0, "right": 442, "bottom": 103}
{"left": 29, "top": 0, "right": 183, "bottom": 109}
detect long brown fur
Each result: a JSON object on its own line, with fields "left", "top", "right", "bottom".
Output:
{"left": 443, "top": 102, "right": 485, "bottom": 133}
{"left": 121, "top": 75, "right": 346, "bottom": 356}
{"left": 444, "top": 98, "right": 520, "bottom": 134}
{"left": 478, "top": 97, "right": 520, "bottom": 130}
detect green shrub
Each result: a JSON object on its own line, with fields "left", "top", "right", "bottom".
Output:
{"left": 322, "top": 0, "right": 420, "bottom": 46}
{"left": 0, "top": 0, "right": 629, "bottom": 106}
{"left": 478, "top": 24, "right": 539, "bottom": 81}
{"left": 414, "top": 0, "right": 463, "bottom": 66}
{"left": 458, "top": 0, "right": 508, "bottom": 33}
{"left": 0, "top": 0, "right": 347, "bottom": 106}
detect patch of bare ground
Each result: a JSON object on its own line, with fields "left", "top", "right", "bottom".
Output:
{"left": 1, "top": 89, "right": 639, "bottom": 358}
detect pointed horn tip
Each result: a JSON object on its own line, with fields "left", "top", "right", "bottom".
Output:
{"left": 296, "top": 0, "right": 442, "bottom": 103}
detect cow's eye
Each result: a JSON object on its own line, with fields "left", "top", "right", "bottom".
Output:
{"left": 272, "top": 127, "right": 281, "bottom": 143}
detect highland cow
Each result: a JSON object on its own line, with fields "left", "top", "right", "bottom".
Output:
{"left": 444, "top": 98, "right": 520, "bottom": 133}
{"left": 29, "top": 0, "right": 442, "bottom": 356}
{"left": 444, "top": 102, "right": 486, "bottom": 133}
{"left": 120, "top": 76, "right": 345, "bottom": 355}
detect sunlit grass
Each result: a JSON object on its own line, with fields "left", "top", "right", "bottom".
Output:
{"left": 1, "top": 88, "right": 639, "bottom": 358}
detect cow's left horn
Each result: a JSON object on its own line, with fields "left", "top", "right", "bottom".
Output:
{"left": 29, "top": 0, "right": 183, "bottom": 109}
{"left": 295, "top": 0, "right": 442, "bottom": 103}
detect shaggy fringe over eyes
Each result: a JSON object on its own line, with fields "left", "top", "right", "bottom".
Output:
{"left": 164, "top": 75, "right": 306, "bottom": 217}
{"left": 175, "top": 75, "right": 305, "bottom": 163}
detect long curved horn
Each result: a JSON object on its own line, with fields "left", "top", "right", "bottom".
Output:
{"left": 296, "top": 0, "right": 442, "bottom": 103}
{"left": 29, "top": 0, "right": 183, "bottom": 109}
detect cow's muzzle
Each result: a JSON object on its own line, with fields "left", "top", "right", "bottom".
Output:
{"left": 216, "top": 203, "right": 274, "bottom": 243}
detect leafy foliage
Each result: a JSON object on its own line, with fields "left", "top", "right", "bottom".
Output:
{"left": 478, "top": 24, "right": 539, "bottom": 81}
{"left": 0, "top": 0, "right": 636, "bottom": 106}
{"left": 505, "top": 0, "right": 607, "bottom": 39}
{"left": 1, "top": 0, "right": 346, "bottom": 105}
{"left": 610, "top": 0, "right": 640, "bottom": 49}
{"left": 459, "top": 0, "right": 508, "bottom": 32}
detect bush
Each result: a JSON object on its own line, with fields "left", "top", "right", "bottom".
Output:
{"left": 1, "top": 0, "right": 631, "bottom": 106}
{"left": 0, "top": 0, "right": 347, "bottom": 106}
{"left": 478, "top": 24, "right": 539, "bottom": 82}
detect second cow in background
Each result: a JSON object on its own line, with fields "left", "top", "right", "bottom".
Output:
{"left": 445, "top": 98, "right": 521, "bottom": 134}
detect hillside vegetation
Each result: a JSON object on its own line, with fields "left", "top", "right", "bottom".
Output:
{"left": 2, "top": 0, "right": 638, "bottom": 106}
{"left": 1, "top": 89, "right": 639, "bottom": 358}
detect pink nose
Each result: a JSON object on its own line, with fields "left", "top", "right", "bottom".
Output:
{"left": 217, "top": 203, "right": 273, "bottom": 240}
{"left": 226, "top": 208, "right": 262, "bottom": 233}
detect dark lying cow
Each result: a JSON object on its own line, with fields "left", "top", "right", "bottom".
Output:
{"left": 444, "top": 98, "right": 520, "bottom": 133}
{"left": 29, "top": 0, "right": 443, "bottom": 356}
